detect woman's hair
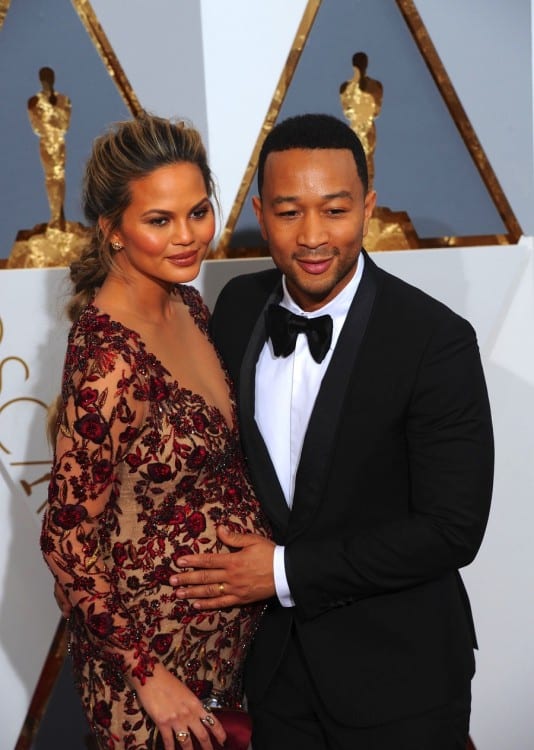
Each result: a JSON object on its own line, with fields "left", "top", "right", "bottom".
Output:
{"left": 67, "top": 112, "right": 215, "bottom": 322}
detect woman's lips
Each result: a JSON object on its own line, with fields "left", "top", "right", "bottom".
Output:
{"left": 166, "top": 250, "right": 198, "bottom": 267}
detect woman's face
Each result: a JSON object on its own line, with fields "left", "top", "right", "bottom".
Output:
{"left": 111, "top": 161, "right": 215, "bottom": 286}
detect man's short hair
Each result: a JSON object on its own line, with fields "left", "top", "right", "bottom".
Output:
{"left": 257, "top": 113, "right": 369, "bottom": 196}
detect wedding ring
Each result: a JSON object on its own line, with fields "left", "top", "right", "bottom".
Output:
{"left": 218, "top": 582, "right": 225, "bottom": 595}
{"left": 175, "top": 730, "right": 189, "bottom": 743}
{"left": 201, "top": 714, "right": 216, "bottom": 727}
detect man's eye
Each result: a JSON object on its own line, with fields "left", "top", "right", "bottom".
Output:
{"left": 277, "top": 210, "right": 298, "bottom": 218}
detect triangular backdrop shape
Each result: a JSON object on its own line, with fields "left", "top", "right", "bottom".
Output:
{"left": 228, "top": 0, "right": 520, "bottom": 253}
{"left": 0, "top": 0, "right": 130, "bottom": 257}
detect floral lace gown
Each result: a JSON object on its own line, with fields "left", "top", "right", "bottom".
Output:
{"left": 41, "top": 286, "right": 270, "bottom": 749}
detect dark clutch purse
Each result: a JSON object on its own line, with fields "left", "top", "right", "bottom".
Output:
{"left": 192, "top": 708, "right": 252, "bottom": 750}
{"left": 156, "top": 708, "right": 252, "bottom": 750}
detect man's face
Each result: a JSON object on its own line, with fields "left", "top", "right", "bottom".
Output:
{"left": 252, "top": 148, "right": 376, "bottom": 311}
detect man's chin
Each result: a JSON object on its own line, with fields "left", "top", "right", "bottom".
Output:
{"left": 286, "top": 275, "right": 339, "bottom": 311}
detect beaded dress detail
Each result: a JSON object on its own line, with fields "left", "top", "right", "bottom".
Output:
{"left": 41, "top": 285, "right": 270, "bottom": 749}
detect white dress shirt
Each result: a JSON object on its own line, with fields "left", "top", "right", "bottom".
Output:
{"left": 255, "top": 255, "right": 365, "bottom": 606}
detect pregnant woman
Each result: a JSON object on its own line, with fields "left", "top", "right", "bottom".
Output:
{"left": 41, "top": 113, "right": 271, "bottom": 750}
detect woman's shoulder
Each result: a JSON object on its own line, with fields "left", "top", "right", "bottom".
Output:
{"left": 65, "top": 303, "right": 145, "bottom": 384}
{"left": 176, "top": 284, "right": 210, "bottom": 330}
{"left": 70, "top": 303, "right": 142, "bottom": 349}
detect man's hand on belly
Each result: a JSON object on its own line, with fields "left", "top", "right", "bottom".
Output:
{"left": 170, "top": 526, "right": 276, "bottom": 609}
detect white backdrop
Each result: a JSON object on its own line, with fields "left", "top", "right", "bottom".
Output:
{"left": 0, "top": 244, "right": 533, "bottom": 748}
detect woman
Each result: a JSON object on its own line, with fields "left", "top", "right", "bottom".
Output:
{"left": 41, "top": 114, "right": 271, "bottom": 750}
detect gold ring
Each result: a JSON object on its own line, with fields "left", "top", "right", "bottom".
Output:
{"left": 201, "top": 714, "right": 216, "bottom": 727}
{"left": 175, "top": 730, "right": 189, "bottom": 743}
{"left": 218, "top": 582, "right": 225, "bottom": 595}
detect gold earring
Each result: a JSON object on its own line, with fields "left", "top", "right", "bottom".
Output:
{"left": 111, "top": 240, "right": 123, "bottom": 251}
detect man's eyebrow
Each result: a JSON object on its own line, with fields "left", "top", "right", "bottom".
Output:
{"left": 272, "top": 190, "right": 353, "bottom": 205}
{"left": 324, "top": 190, "right": 353, "bottom": 200}
{"left": 272, "top": 195, "right": 297, "bottom": 205}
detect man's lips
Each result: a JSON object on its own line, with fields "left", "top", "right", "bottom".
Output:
{"left": 296, "top": 256, "right": 334, "bottom": 275}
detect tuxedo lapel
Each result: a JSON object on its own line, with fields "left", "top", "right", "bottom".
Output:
{"left": 288, "top": 257, "right": 378, "bottom": 538}
{"left": 238, "top": 281, "right": 291, "bottom": 536}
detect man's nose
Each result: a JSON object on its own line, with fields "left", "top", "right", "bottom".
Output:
{"left": 296, "top": 212, "right": 328, "bottom": 249}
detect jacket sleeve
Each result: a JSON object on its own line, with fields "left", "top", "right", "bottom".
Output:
{"left": 285, "top": 313, "right": 494, "bottom": 621}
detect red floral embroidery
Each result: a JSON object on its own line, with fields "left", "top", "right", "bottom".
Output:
{"left": 112, "top": 542, "right": 128, "bottom": 566}
{"left": 77, "top": 387, "right": 99, "bottom": 410}
{"left": 186, "top": 446, "right": 207, "bottom": 469}
{"left": 146, "top": 462, "right": 173, "bottom": 483}
{"left": 151, "top": 633, "right": 172, "bottom": 655}
{"left": 185, "top": 511, "right": 206, "bottom": 538}
{"left": 74, "top": 413, "right": 109, "bottom": 443}
{"left": 41, "top": 285, "right": 271, "bottom": 749}
{"left": 52, "top": 503, "right": 88, "bottom": 529}
{"left": 88, "top": 611, "right": 115, "bottom": 639}
{"left": 92, "top": 459, "right": 113, "bottom": 483}
{"left": 93, "top": 700, "right": 112, "bottom": 728}
{"left": 192, "top": 411, "right": 209, "bottom": 433}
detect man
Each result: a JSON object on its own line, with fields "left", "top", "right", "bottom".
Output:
{"left": 173, "top": 114, "right": 493, "bottom": 748}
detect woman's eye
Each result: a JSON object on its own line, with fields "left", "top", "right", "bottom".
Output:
{"left": 191, "top": 202, "right": 213, "bottom": 219}
{"left": 149, "top": 217, "right": 168, "bottom": 226}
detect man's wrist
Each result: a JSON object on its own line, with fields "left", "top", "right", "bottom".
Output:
{"left": 273, "top": 545, "right": 295, "bottom": 607}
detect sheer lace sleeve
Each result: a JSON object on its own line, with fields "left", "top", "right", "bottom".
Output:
{"left": 41, "top": 313, "right": 156, "bottom": 685}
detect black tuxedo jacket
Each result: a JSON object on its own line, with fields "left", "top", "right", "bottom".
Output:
{"left": 210, "top": 252, "right": 494, "bottom": 726}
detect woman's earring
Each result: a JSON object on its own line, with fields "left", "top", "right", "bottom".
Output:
{"left": 111, "top": 240, "right": 123, "bottom": 251}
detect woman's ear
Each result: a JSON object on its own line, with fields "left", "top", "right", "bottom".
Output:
{"left": 99, "top": 218, "right": 123, "bottom": 250}
{"left": 98, "top": 217, "right": 109, "bottom": 238}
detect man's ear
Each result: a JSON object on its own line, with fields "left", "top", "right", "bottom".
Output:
{"left": 251, "top": 195, "right": 268, "bottom": 241}
{"left": 362, "top": 190, "right": 377, "bottom": 238}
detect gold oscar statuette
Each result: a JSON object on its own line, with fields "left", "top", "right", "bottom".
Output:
{"left": 340, "top": 52, "right": 419, "bottom": 252}
{"left": 7, "top": 67, "right": 90, "bottom": 268}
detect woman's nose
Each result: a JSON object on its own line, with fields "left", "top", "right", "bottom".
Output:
{"left": 171, "top": 223, "right": 194, "bottom": 245}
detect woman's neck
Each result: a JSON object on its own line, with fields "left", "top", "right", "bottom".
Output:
{"left": 96, "top": 272, "right": 179, "bottom": 325}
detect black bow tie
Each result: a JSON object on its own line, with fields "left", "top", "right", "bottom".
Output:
{"left": 266, "top": 304, "right": 333, "bottom": 363}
